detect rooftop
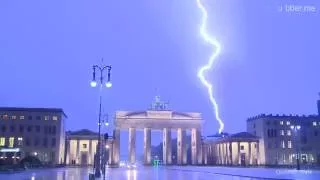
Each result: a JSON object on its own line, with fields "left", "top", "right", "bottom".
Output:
{"left": 66, "top": 129, "right": 99, "bottom": 136}
{"left": 0, "top": 107, "right": 68, "bottom": 118}
{"left": 205, "top": 132, "right": 259, "bottom": 143}
{"left": 247, "top": 113, "right": 320, "bottom": 122}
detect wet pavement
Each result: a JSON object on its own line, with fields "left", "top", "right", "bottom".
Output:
{"left": 0, "top": 166, "right": 319, "bottom": 180}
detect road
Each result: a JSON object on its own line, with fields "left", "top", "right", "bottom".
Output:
{"left": 0, "top": 166, "right": 319, "bottom": 180}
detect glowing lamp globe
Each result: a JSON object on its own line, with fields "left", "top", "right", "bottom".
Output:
{"left": 90, "top": 81, "right": 97, "bottom": 87}
{"left": 106, "top": 81, "right": 112, "bottom": 88}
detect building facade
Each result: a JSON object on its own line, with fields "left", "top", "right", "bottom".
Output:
{"left": 0, "top": 107, "right": 67, "bottom": 164}
{"left": 204, "top": 132, "right": 260, "bottom": 166}
{"left": 65, "top": 129, "right": 114, "bottom": 166}
{"left": 247, "top": 114, "right": 320, "bottom": 165}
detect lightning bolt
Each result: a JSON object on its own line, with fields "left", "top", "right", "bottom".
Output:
{"left": 196, "top": 0, "right": 224, "bottom": 134}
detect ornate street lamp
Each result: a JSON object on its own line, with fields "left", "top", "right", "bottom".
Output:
{"left": 90, "top": 61, "right": 112, "bottom": 178}
{"left": 290, "top": 125, "right": 301, "bottom": 170}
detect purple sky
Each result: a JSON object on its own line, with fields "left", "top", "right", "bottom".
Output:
{"left": 0, "top": 0, "right": 319, "bottom": 155}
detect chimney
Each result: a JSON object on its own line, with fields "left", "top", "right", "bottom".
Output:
{"left": 318, "top": 93, "right": 320, "bottom": 115}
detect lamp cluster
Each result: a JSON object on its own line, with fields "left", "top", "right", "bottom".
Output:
{"left": 90, "top": 65, "right": 112, "bottom": 88}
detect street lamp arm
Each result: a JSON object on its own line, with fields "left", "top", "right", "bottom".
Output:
{"left": 92, "top": 65, "right": 112, "bottom": 84}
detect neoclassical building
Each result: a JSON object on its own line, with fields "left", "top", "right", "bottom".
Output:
{"left": 65, "top": 129, "right": 98, "bottom": 166}
{"left": 204, "top": 132, "right": 260, "bottom": 166}
{"left": 111, "top": 95, "right": 205, "bottom": 166}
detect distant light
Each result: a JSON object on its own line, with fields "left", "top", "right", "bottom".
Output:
{"left": 297, "top": 125, "right": 301, "bottom": 130}
{"left": 290, "top": 125, "right": 294, "bottom": 130}
{"left": 105, "top": 122, "right": 109, "bottom": 126}
{"left": 106, "top": 81, "right": 112, "bottom": 88}
{"left": 34, "top": 152, "right": 38, "bottom": 156}
{"left": 105, "top": 145, "right": 110, "bottom": 149}
{"left": 0, "top": 148, "right": 20, "bottom": 152}
{"left": 90, "top": 81, "right": 97, "bottom": 87}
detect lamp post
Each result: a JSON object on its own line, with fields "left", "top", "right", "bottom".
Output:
{"left": 290, "top": 125, "right": 301, "bottom": 170}
{"left": 90, "top": 62, "right": 112, "bottom": 178}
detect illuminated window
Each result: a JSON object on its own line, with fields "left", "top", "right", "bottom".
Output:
{"left": 44, "top": 116, "right": 49, "bottom": 121}
{"left": 287, "top": 130, "right": 291, "bottom": 136}
{"left": 281, "top": 140, "right": 285, "bottom": 149}
{"left": 17, "top": 137, "right": 23, "bottom": 146}
{"left": 0, "top": 137, "right": 5, "bottom": 146}
{"left": 286, "top": 121, "right": 290, "bottom": 125}
{"left": 313, "top": 122, "right": 317, "bottom": 126}
{"left": 11, "top": 116, "right": 17, "bottom": 120}
{"left": 288, "top": 141, "right": 292, "bottom": 149}
{"left": 20, "top": 116, "right": 24, "bottom": 120}
{"left": 9, "top": 137, "right": 14, "bottom": 148}
{"left": 3, "top": 115, "right": 8, "bottom": 120}
{"left": 280, "top": 121, "right": 284, "bottom": 125}
{"left": 52, "top": 116, "right": 58, "bottom": 121}
{"left": 280, "top": 130, "right": 284, "bottom": 136}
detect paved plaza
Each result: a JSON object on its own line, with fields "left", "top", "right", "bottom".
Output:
{"left": 0, "top": 166, "right": 319, "bottom": 180}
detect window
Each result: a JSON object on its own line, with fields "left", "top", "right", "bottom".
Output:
{"left": 44, "top": 126, "right": 48, "bottom": 134}
{"left": 1, "top": 126, "right": 6, "bottom": 132}
{"left": 52, "top": 116, "right": 58, "bottom": 121}
{"left": 17, "top": 137, "right": 23, "bottom": 146}
{"left": 36, "top": 126, "right": 40, "bottom": 132}
{"left": 240, "top": 145, "right": 244, "bottom": 150}
{"left": 51, "top": 138, "right": 56, "bottom": 147}
{"left": 11, "top": 115, "right": 16, "bottom": 120}
{"left": 280, "top": 130, "right": 284, "bottom": 136}
{"left": 287, "top": 130, "right": 291, "bottom": 136}
{"left": 280, "top": 121, "right": 284, "bottom": 125}
{"left": 315, "top": 131, "right": 318, "bottom": 136}
{"left": 44, "top": 116, "right": 49, "bottom": 121}
{"left": 52, "top": 126, "right": 56, "bottom": 135}
{"left": 28, "top": 116, "right": 32, "bottom": 120}
{"left": 281, "top": 140, "right": 285, "bottom": 149}
{"left": 286, "top": 121, "right": 290, "bottom": 125}
{"left": 266, "top": 121, "right": 270, "bottom": 125}
{"left": 19, "top": 125, "right": 24, "bottom": 133}
{"left": 20, "top": 116, "right": 24, "bottom": 120}
{"left": 313, "top": 121, "right": 317, "bottom": 126}
{"left": 288, "top": 141, "right": 292, "bottom": 149}
{"left": 27, "top": 126, "right": 32, "bottom": 132}
{"left": 253, "top": 123, "right": 256, "bottom": 128}
{"left": 9, "top": 137, "right": 14, "bottom": 148}
{"left": 3, "top": 115, "right": 8, "bottom": 120}
{"left": 43, "top": 138, "right": 48, "bottom": 147}
{"left": 83, "top": 144, "right": 87, "bottom": 148}
{"left": 0, "top": 137, "right": 5, "bottom": 146}
{"left": 10, "top": 125, "right": 15, "bottom": 132}
{"left": 26, "top": 138, "right": 30, "bottom": 146}
{"left": 36, "top": 116, "right": 41, "bottom": 120}
{"left": 34, "top": 138, "right": 39, "bottom": 146}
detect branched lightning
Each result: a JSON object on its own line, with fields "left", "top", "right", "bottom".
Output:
{"left": 196, "top": 0, "right": 224, "bottom": 134}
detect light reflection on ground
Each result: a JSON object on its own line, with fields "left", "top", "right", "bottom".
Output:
{"left": 0, "top": 166, "right": 319, "bottom": 180}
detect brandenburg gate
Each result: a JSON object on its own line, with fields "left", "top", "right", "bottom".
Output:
{"left": 111, "top": 96, "right": 204, "bottom": 166}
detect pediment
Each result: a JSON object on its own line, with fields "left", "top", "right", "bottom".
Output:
{"left": 172, "top": 112, "right": 193, "bottom": 118}
{"left": 124, "top": 111, "right": 147, "bottom": 118}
